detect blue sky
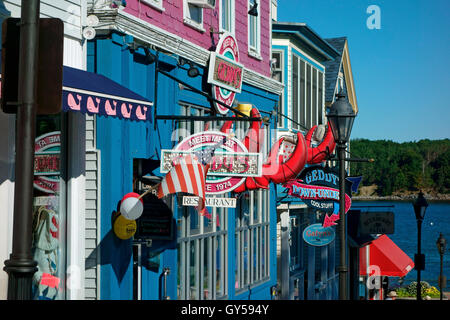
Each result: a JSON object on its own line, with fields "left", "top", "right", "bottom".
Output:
{"left": 277, "top": 0, "right": 450, "bottom": 142}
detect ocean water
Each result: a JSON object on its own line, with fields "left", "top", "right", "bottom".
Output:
{"left": 353, "top": 200, "right": 450, "bottom": 289}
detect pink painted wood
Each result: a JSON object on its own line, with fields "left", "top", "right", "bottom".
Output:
{"left": 123, "top": 0, "right": 271, "bottom": 77}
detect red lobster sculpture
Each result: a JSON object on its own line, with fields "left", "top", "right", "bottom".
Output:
{"left": 219, "top": 107, "right": 336, "bottom": 193}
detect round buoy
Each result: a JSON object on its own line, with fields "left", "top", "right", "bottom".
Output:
{"left": 113, "top": 214, "right": 137, "bottom": 240}
{"left": 120, "top": 192, "right": 144, "bottom": 220}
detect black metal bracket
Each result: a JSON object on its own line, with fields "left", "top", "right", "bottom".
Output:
{"left": 155, "top": 66, "right": 255, "bottom": 119}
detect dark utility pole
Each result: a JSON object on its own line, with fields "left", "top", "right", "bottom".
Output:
{"left": 338, "top": 144, "right": 348, "bottom": 300}
{"left": 416, "top": 218, "right": 423, "bottom": 301}
{"left": 3, "top": 0, "right": 40, "bottom": 299}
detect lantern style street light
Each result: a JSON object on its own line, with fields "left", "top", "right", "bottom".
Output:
{"left": 327, "top": 90, "right": 357, "bottom": 300}
{"left": 413, "top": 191, "right": 428, "bottom": 300}
{"left": 436, "top": 233, "right": 447, "bottom": 300}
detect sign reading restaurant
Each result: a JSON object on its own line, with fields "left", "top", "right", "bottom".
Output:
{"left": 208, "top": 32, "right": 244, "bottom": 115}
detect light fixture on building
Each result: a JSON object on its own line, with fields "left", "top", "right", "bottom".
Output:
{"left": 143, "top": 47, "right": 156, "bottom": 65}
{"left": 187, "top": 62, "right": 200, "bottom": 78}
{"left": 248, "top": 1, "right": 258, "bottom": 17}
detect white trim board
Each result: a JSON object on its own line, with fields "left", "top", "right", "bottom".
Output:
{"left": 89, "top": 8, "right": 284, "bottom": 95}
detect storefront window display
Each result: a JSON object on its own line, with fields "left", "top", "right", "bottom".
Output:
{"left": 32, "top": 114, "right": 66, "bottom": 300}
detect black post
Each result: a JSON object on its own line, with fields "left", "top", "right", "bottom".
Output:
{"left": 3, "top": 0, "right": 40, "bottom": 300}
{"left": 338, "top": 144, "right": 348, "bottom": 300}
{"left": 439, "top": 251, "right": 443, "bottom": 300}
{"left": 416, "top": 219, "right": 422, "bottom": 301}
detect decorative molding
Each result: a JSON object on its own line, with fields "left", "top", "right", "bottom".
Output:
{"left": 89, "top": 8, "right": 284, "bottom": 95}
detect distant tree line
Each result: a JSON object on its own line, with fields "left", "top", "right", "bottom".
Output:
{"left": 349, "top": 139, "right": 450, "bottom": 196}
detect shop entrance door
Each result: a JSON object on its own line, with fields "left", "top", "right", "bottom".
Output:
{"left": 133, "top": 242, "right": 172, "bottom": 300}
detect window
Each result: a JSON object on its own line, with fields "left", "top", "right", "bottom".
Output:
{"left": 235, "top": 190, "right": 270, "bottom": 290}
{"left": 292, "top": 55, "right": 298, "bottom": 130}
{"left": 248, "top": 0, "right": 260, "bottom": 57}
{"left": 306, "top": 64, "right": 311, "bottom": 129}
{"left": 318, "top": 72, "right": 324, "bottom": 124}
{"left": 271, "top": 51, "right": 284, "bottom": 128}
{"left": 234, "top": 119, "right": 270, "bottom": 290}
{"left": 176, "top": 104, "right": 227, "bottom": 300}
{"left": 184, "top": 1, "right": 204, "bottom": 32}
{"left": 221, "top": 0, "right": 235, "bottom": 34}
{"left": 142, "top": 0, "right": 164, "bottom": 11}
{"left": 32, "top": 114, "right": 66, "bottom": 300}
{"left": 291, "top": 53, "right": 325, "bottom": 130}
{"left": 312, "top": 69, "right": 317, "bottom": 126}
{"left": 300, "top": 59, "right": 306, "bottom": 128}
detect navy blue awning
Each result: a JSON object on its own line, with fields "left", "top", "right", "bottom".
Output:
{"left": 62, "top": 66, "right": 153, "bottom": 122}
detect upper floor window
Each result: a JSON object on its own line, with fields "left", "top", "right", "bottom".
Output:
{"left": 271, "top": 51, "right": 284, "bottom": 128}
{"left": 221, "top": 0, "right": 235, "bottom": 34}
{"left": 248, "top": 0, "right": 261, "bottom": 57}
{"left": 184, "top": 1, "right": 205, "bottom": 32}
{"left": 291, "top": 53, "right": 324, "bottom": 131}
{"left": 142, "top": 0, "right": 164, "bottom": 11}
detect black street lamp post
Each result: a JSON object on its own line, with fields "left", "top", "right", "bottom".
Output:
{"left": 3, "top": 0, "right": 40, "bottom": 299}
{"left": 436, "top": 233, "right": 447, "bottom": 300}
{"left": 327, "top": 91, "right": 356, "bottom": 300}
{"left": 413, "top": 191, "right": 428, "bottom": 300}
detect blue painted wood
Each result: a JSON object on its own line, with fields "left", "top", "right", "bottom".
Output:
{"left": 320, "top": 246, "right": 328, "bottom": 299}
{"left": 307, "top": 215, "right": 316, "bottom": 300}
{"left": 92, "top": 30, "right": 280, "bottom": 300}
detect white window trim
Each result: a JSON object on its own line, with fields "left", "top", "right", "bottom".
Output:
{"left": 247, "top": 0, "right": 261, "bottom": 59}
{"left": 141, "top": 0, "right": 165, "bottom": 12}
{"left": 219, "top": 0, "right": 235, "bottom": 35}
{"left": 271, "top": 50, "right": 284, "bottom": 128}
{"left": 183, "top": 0, "right": 206, "bottom": 33}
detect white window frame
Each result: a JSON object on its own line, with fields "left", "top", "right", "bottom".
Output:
{"left": 183, "top": 1, "right": 206, "bottom": 33}
{"left": 271, "top": 50, "right": 284, "bottom": 128}
{"left": 176, "top": 104, "right": 228, "bottom": 300}
{"left": 247, "top": 0, "right": 261, "bottom": 59}
{"left": 219, "top": 0, "right": 235, "bottom": 35}
{"left": 142, "top": 0, "right": 165, "bottom": 12}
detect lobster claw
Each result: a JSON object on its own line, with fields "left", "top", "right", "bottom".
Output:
{"left": 305, "top": 121, "right": 336, "bottom": 164}
{"left": 262, "top": 132, "right": 308, "bottom": 184}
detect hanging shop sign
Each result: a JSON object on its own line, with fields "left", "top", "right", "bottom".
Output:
{"left": 135, "top": 192, "right": 174, "bottom": 240}
{"left": 161, "top": 131, "right": 263, "bottom": 194}
{"left": 161, "top": 150, "right": 262, "bottom": 177}
{"left": 284, "top": 165, "right": 352, "bottom": 215}
{"left": 208, "top": 32, "right": 243, "bottom": 115}
{"left": 182, "top": 196, "right": 237, "bottom": 208}
{"left": 359, "top": 211, "right": 394, "bottom": 235}
{"left": 302, "top": 223, "right": 336, "bottom": 246}
{"left": 34, "top": 131, "right": 61, "bottom": 194}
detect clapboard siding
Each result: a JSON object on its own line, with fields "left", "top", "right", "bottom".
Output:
{"left": 85, "top": 137, "right": 99, "bottom": 300}
{"left": 4, "top": 0, "right": 82, "bottom": 39}
{"left": 85, "top": 109, "right": 98, "bottom": 300}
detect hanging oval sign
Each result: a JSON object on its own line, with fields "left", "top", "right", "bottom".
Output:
{"left": 302, "top": 223, "right": 335, "bottom": 246}
{"left": 207, "top": 32, "right": 244, "bottom": 115}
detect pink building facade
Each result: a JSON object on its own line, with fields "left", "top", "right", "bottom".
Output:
{"left": 122, "top": 0, "right": 272, "bottom": 77}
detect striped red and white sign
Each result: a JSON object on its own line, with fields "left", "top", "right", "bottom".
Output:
{"left": 157, "top": 154, "right": 210, "bottom": 214}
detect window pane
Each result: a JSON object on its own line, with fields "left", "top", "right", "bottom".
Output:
{"left": 189, "top": 4, "right": 202, "bottom": 24}
{"left": 292, "top": 55, "right": 298, "bottom": 129}
{"left": 189, "top": 241, "right": 197, "bottom": 299}
{"left": 319, "top": 72, "right": 323, "bottom": 124}
{"left": 216, "top": 235, "right": 223, "bottom": 297}
{"left": 313, "top": 68, "right": 317, "bottom": 126}
{"left": 300, "top": 60, "right": 305, "bottom": 128}
{"left": 203, "top": 238, "right": 210, "bottom": 299}
{"left": 32, "top": 114, "right": 65, "bottom": 300}
{"left": 306, "top": 64, "right": 311, "bottom": 129}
